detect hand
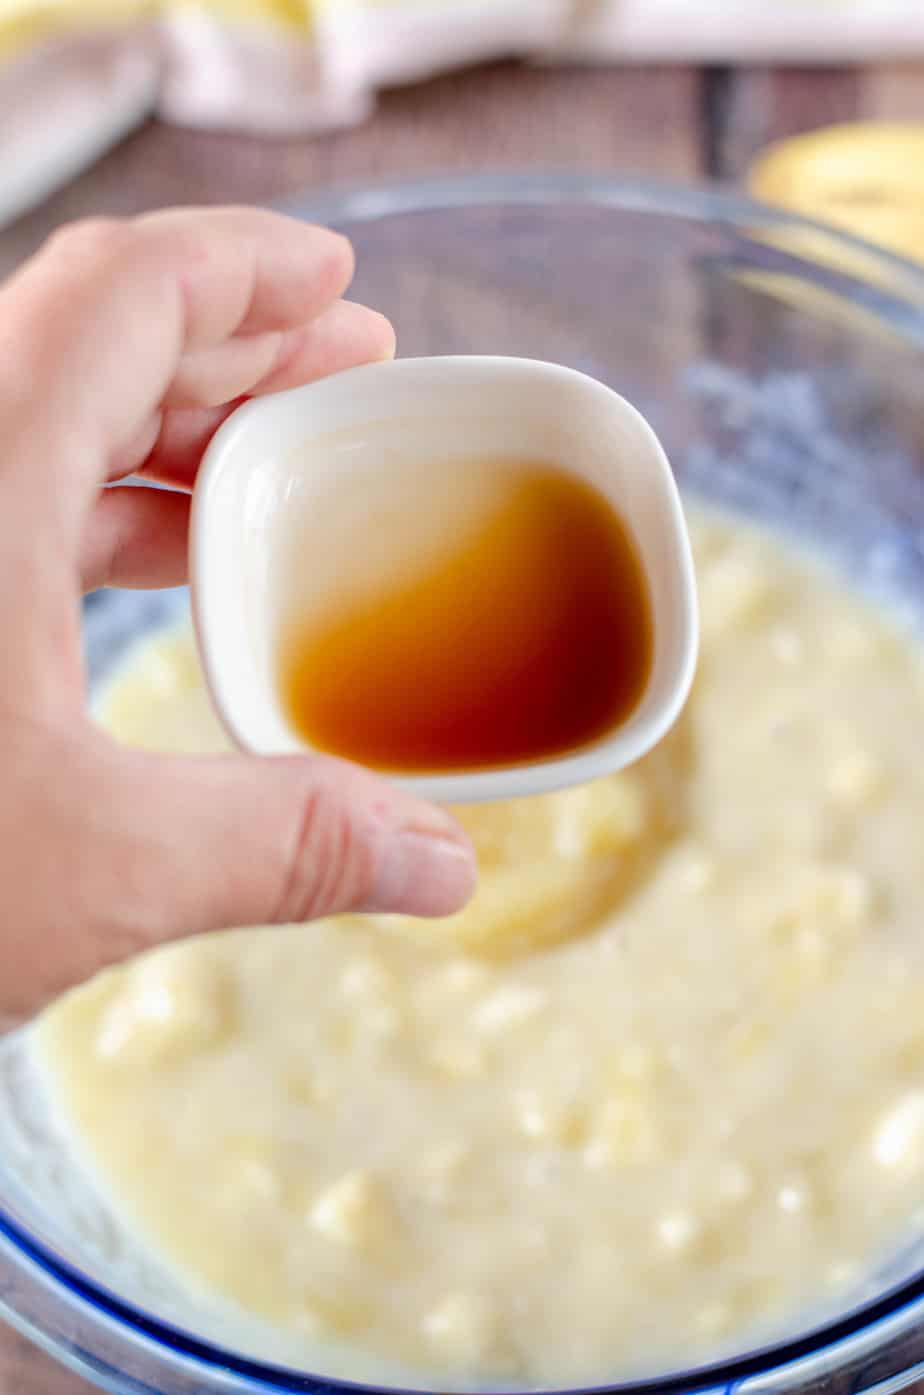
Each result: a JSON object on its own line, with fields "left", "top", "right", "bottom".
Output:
{"left": 0, "top": 208, "right": 475, "bottom": 1020}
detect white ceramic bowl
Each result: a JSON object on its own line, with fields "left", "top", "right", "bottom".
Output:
{"left": 190, "top": 354, "right": 698, "bottom": 803}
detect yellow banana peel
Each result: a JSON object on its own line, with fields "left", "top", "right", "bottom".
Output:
{"left": 738, "top": 123, "right": 924, "bottom": 337}
{"left": 0, "top": 0, "right": 313, "bottom": 61}
{"left": 749, "top": 122, "right": 924, "bottom": 268}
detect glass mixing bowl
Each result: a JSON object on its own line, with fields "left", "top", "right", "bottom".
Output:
{"left": 4, "top": 173, "right": 924, "bottom": 1395}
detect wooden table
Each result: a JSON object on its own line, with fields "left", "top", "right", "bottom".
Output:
{"left": 3, "top": 57, "right": 924, "bottom": 1395}
{"left": 3, "top": 60, "right": 924, "bottom": 279}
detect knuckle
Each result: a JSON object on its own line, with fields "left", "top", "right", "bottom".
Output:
{"left": 47, "top": 217, "right": 130, "bottom": 267}
{"left": 275, "top": 782, "right": 377, "bottom": 923}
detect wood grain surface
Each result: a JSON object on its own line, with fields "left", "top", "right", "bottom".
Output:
{"left": 713, "top": 63, "right": 924, "bottom": 178}
{"left": 2, "top": 56, "right": 924, "bottom": 1395}
{"left": 0, "top": 63, "right": 704, "bottom": 278}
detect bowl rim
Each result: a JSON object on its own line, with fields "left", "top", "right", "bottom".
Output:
{"left": 7, "top": 167, "right": 924, "bottom": 1395}
{"left": 284, "top": 166, "right": 924, "bottom": 302}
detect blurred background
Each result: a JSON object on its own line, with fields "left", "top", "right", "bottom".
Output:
{"left": 3, "top": 6, "right": 924, "bottom": 1392}
{"left": 2, "top": 0, "right": 924, "bottom": 280}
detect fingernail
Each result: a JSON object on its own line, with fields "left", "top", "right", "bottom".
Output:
{"left": 401, "top": 799, "right": 465, "bottom": 839}
{"left": 369, "top": 310, "right": 396, "bottom": 362}
{"left": 367, "top": 828, "right": 477, "bottom": 917}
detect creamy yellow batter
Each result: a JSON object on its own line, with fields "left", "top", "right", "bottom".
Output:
{"left": 35, "top": 509, "right": 924, "bottom": 1388}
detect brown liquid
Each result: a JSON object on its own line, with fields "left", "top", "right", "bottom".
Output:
{"left": 280, "top": 459, "right": 653, "bottom": 774}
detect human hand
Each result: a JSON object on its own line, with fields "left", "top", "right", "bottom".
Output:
{"left": 0, "top": 208, "right": 476, "bottom": 1020}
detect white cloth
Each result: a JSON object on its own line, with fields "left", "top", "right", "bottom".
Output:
{"left": 1, "top": 0, "right": 923, "bottom": 228}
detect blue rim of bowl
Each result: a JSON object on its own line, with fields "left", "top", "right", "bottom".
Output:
{"left": 6, "top": 170, "right": 924, "bottom": 1395}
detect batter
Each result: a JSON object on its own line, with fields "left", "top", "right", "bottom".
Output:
{"left": 34, "top": 508, "right": 924, "bottom": 1388}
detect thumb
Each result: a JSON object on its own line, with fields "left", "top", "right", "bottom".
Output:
{"left": 106, "top": 742, "right": 477, "bottom": 943}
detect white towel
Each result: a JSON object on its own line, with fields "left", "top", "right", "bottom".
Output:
{"left": 1, "top": 0, "right": 923, "bottom": 229}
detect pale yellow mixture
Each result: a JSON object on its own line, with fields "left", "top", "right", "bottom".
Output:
{"left": 35, "top": 509, "right": 924, "bottom": 1388}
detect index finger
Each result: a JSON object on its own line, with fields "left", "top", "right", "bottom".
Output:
{"left": 133, "top": 206, "right": 356, "bottom": 343}
{"left": 0, "top": 209, "right": 354, "bottom": 520}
